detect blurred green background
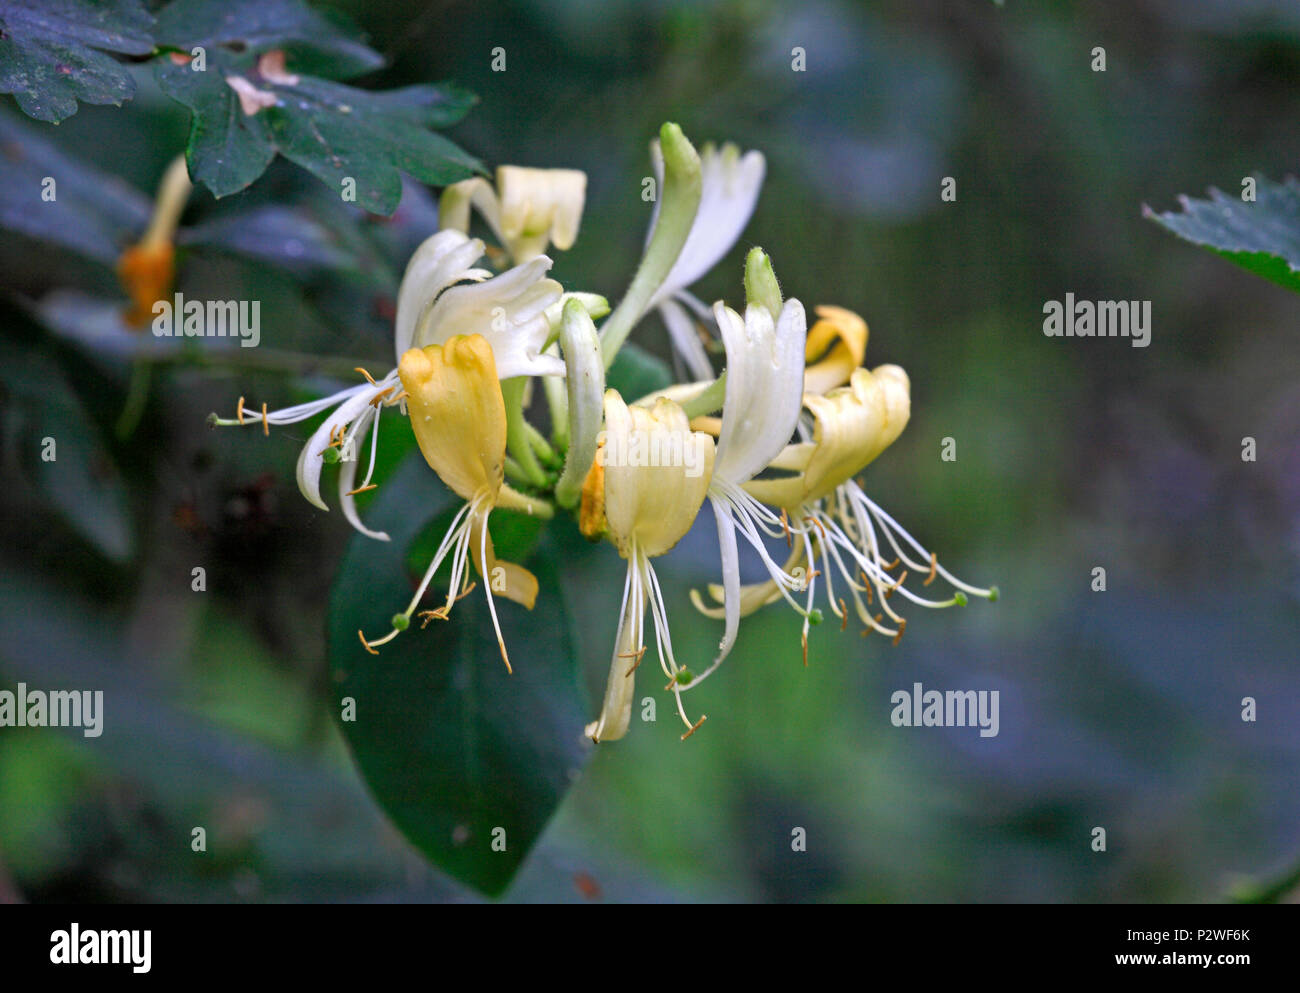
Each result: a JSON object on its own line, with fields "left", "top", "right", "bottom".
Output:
{"left": 1, "top": 0, "right": 1299, "bottom": 902}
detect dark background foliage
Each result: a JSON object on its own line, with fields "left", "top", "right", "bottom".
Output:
{"left": 0, "top": 0, "right": 1298, "bottom": 902}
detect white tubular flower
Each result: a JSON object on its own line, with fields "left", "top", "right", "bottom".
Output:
{"left": 645, "top": 142, "right": 766, "bottom": 380}
{"left": 212, "top": 229, "right": 564, "bottom": 541}
{"left": 686, "top": 251, "right": 809, "bottom": 684}
{"left": 439, "top": 166, "right": 587, "bottom": 264}
{"left": 740, "top": 307, "right": 997, "bottom": 645}
{"left": 403, "top": 247, "right": 565, "bottom": 379}
{"left": 582, "top": 391, "right": 715, "bottom": 742}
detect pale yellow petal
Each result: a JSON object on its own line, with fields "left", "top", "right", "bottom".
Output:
{"left": 600, "top": 391, "right": 714, "bottom": 558}
{"left": 398, "top": 334, "right": 506, "bottom": 504}
{"left": 744, "top": 363, "right": 912, "bottom": 510}
{"left": 803, "top": 305, "right": 868, "bottom": 395}
{"left": 467, "top": 515, "right": 538, "bottom": 609}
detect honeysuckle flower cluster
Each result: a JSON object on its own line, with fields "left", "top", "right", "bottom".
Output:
{"left": 213, "top": 122, "right": 996, "bottom": 743}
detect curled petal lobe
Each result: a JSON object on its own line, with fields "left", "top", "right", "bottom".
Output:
{"left": 804, "top": 305, "right": 868, "bottom": 395}
{"left": 744, "top": 363, "right": 911, "bottom": 510}
{"left": 467, "top": 515, "right": 538, "bottom": 608}
{"left": 498, "top": 166, "right": 587, "bottom": 259}
{"left": 417, "top": 256, "right": 564, "bottom": 379}
{"left": 393, "top": 230, "right": 490, "bottom": 359}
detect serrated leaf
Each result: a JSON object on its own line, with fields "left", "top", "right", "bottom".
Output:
{"left": 0, "top": 0, "right": 154, "bottom": 123}
{"left": 0, "top": 106, "right": 150, "bottom": 263}
{"left": 153, "top": 0, "right": 383, "bottom": 79}
{"left": 328, "top": 454, "right": 589, "bottom": 897}
{"left": 153, "top": 3, "right": 481, "bottom": 214}
{"left": 1145, "top": 175, "right": 1300, "bottom": 295}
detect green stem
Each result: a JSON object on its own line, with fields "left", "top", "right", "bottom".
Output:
{"left": 524, "top": 421, "right": 556, "bottom": 464}
{"left": 115, "top": 359, "right": 153, "bottom": 440}
{"left": 599, "top": 123, "right": 702, "bottom": 368}
{"left": 504, "top": 455, "right": 530, "bottom": 486}
{"left": 501, "top": 377, "right": 548, "bottom": 488}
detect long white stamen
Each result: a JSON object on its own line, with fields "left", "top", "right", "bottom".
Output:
{"left": 361, "top": 403, "right": 383, "bottom": 488}
{"left": 479, "top": 509, "right": 512, "bottom": 673}
{"left": 853, "top": 486, "right": 995, "bottom": 599}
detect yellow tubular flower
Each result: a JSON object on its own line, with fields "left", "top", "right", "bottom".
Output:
{"left": 585, "top": 391, "right": 715, "bottom": 742}
{"left": 803, "top": 305, "right": 868, "bottom": 395}
{"left": 117, "top": 154, "right": 192, "bottom": 328}
{"left": 361, "top": 334, "right": 548, "bottom": 669}
{"left": 744, "top": 364, "right": 911, "bottom": 511}
{"left": 402, "top": 335, "right": 506, "bottom": 504}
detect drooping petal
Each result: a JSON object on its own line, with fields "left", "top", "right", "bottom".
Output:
{"left": 585, "top": 555, "right": 644, "bottom": 742}
{"left": 467, "top": 514, "right": 538, "bottom": 608}
{"left": 692, "top": 541, "right": 805, "bottom": 619}
{"left": 710, "top": 497, "right": 742, "bottom": 662}
{"left": 294, "top": 378, "right": 394, "bottom": 511}
{"left": 803, "top": 305, "right": 868, "bottom": 395}
{"left": 657, "top": 296, "right": 714, "bottom": 382}
{"left": 337, "top": 407, "right": 390, "bottom": 541}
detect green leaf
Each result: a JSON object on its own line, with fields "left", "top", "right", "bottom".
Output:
{"left": 0, "top": 106, "right": 150, "bottom": 263}
{"left": 152, "top": 0, "right": 382, "bottom": 79}
{"left": 605, "top": 341, "right": 675, "bottom": 402}
{"left": 0, "top": 334, "right": 133, "bottom": 561}
{"left": 0, "top": 0, "right": 154, "bottom": 123}
{"left": 152, "top": 0, "right": 482, "bottom": 214}
{"left": 180, "top": 203, "right": 396, "bottom": 286}
{"left": 1145, "top": 175, "right": 1300, "bottom": 295}
{"left": 328, "top": 454, "right": 589, "bottom": 897}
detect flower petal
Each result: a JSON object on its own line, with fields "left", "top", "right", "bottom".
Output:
{"left": 713, "top": 298, "right": 807, "bottom": 485}
{"left": 418, "top": 255, "right": 565, "bottom": 379}
{"left": 600, "top": 391, "right": 715, "bottom": 558}
{"left": 647, "top": 142, "right": 765, "bottom": 309}
{"left": 804, "top": 305, "right": 868, "bottom": 395}
{"left": 498, "top": 166, "right": 587, "bottom": 260}
{"left": 337, "top": 408, "right": 391, "bottom": 542}
{"left": 294, "top": 378, "right": 392, "bottom": 511}
{"left": 467, "top": 514, "right": 538, "bottom": 608}
{"left": 658, "top": 296, "right": 714, "bottom": 382}
{"left": 398, "top": 335, "right": 507, "bottom": 504}
{"left": 393, "top": 230, "right": 488, "bottom": 359}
